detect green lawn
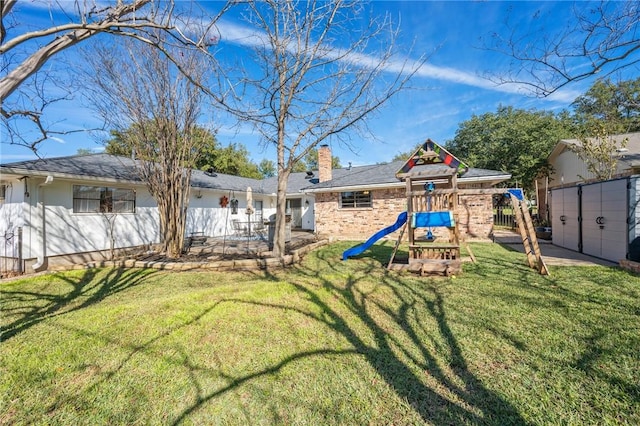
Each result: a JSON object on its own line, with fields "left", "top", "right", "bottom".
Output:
{"left": 1, "top": 242, "right": 639, "bottom": 425}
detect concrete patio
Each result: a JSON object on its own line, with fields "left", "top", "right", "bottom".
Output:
{"left": 184, "top": 229, "right": 319, "bottom": 260}
{"left": 492, "top": 230, "right": 618, "bottom": 267}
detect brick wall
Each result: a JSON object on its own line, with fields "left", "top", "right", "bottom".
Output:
{"left": 456, "top": 194, "right": 494, "bottom": 239}
{"left": 315, "top": 188, "right": 494, "bottom": 241}
{"left": 315, "top": 188, "right": 406, "bottom": 240}
{"left": 318, "top": 145, "right": 332, "bottom": 183}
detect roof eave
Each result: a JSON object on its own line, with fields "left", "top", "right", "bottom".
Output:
{"left": 304, "top": 181, "right": 403, "bottom": 194}
{"left": 0, "top": 168, "right": 141, "bottom": 185}
{"left": 304, "top": 173, "right": 511, "bottom": 193}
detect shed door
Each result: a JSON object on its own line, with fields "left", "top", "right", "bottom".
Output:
{"left": 581, "top": 180, "right": 627, "bottom": 262}
{"left": 551, "top": 187, "right": 580, "bottom": 252}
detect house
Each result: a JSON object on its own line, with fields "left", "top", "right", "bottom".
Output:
{"left": 0, "top": 142, "right": 510, "bottom": 273}
{"left": 541, "top": 132, "right": 640, "bottom": 263}
{"left": 0, "top": 154, "right": 315, "bottom": 272}
{"left": 546, "top": 132, "right": 640, "bottom": 188}
{"left": 308, "top": 144, "right": 511, "bottom": 241}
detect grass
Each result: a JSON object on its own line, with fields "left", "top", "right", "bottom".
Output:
{"left": 1, "top": 242, "right": 639, "bottom": 425}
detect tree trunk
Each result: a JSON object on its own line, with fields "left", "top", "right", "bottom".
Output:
{"left": 273, "top": 168, "right": 290, "bottom": 258}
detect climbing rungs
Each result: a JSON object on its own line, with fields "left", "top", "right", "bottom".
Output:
{"left": 510, "top": 196, "right": 550, "bottom": 276}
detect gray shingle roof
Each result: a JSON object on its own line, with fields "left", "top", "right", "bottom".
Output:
{"left": 190, "top": 168, "right": 266, "bottom": 193}
{"left": 302, "top": 160, "right": 511, "bottom": 191}
{"left": 1, "top": 154, "right": 511, "bottom": 195}
{"left": 0, "top": 153, "right": 141, "bottom": 181}
{"left": 0, "top": 153, "right": 270, "bottom": 193}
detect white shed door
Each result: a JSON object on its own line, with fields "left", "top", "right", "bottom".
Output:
{"left": 551, "top": 187, "right": 580, "bottom": 252}
{"left": 581, "top": 180, "right": 627, "bottom": 262}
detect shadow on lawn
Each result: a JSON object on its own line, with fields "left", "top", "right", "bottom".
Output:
{"left": 171, "top": 243, "right": 530, "bottom": 425}
{"left": 6, "top": 243, "right": 637, "bottom": 424}
{"left": 306, "top": 247, "right": 529, "bottom": 425}
{"left": 0, "top": 267, "right": 154, "bottom": 341}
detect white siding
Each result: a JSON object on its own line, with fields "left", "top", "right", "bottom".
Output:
{"left": 550, "top": 146, "right": 633, "bottom": 188}
{"left": 186, "top": 191, "right": 276, "bottom": 237}
{"left": 550, "top": 149, "right": 596, "bottom": 187}
{"left": 24, "top": 179, "right": 159, "bottom": 259}
{"left": 0, "top": 177, "right": 26, "bottom": 262}
{"left": 2, "top": 173, "right": 286, "bottom": 264}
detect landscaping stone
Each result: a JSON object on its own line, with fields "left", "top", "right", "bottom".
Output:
{"left": 620, "top": 259, "right": 640, "bottom": 274}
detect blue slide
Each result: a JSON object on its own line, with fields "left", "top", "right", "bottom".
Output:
{"left": 342, "top": 211, "right": 408, "bottom": 261}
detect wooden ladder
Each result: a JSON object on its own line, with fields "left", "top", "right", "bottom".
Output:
{"left": 387, "top": 222, "right": 408, "bottom": 270}
{"left": 511, "top": 196, "right": 550, "bottom": 276}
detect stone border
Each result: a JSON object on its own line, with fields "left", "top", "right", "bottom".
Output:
{"left": 620, "top": 259, "right": 640, "bottom": 274}
{"left": 54, "top": 240, "right": 330, "bottom": 272}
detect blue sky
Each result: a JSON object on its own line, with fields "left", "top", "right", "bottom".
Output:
{"left": 1, "top": 1, "right": 632, "bottom": 167}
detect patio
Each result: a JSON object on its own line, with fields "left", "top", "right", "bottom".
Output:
{"left": 181, "top": 229, "right": 319, "bottom": 261}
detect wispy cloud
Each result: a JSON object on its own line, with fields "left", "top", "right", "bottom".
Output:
{"left": 216, "top": 20, "right": 576, "bottom": 103}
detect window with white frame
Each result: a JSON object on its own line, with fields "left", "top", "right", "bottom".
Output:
{"left": 340, "top": 191, "right": 372, "bottom": 208}
{"left": 73, "top": 185, "right": 135, "bottom": 213}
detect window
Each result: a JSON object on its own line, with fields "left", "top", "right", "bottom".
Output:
{"left": 73, "top": 185, "right": 135, "bottom": 213}
{"left": 254, "top": 200, "right": 264, "bottom": 222}
{"left": 340, "top": 191, "right": 372, "bottom": 208}
{"left": 0, "top": 184, "right": 6, "bottom": 203}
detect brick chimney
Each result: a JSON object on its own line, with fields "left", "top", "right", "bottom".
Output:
{"left": 318, "top": 144, "right": 332, "bottom": 183}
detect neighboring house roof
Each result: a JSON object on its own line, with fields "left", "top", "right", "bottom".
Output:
{"left": 303, "top": 160, "right": 511, "bottom": 193}
{"left": 548, "top": 131, "right": 640, "bottom": 169}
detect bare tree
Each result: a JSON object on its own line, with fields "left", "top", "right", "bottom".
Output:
{"left": 83, "top": 37, "right": 208, "bottom": 258}
{"left": 488, "top": 1, "right": 640, "bottom": 96}
{"left": 227, "top": 0, "right": 422, "bottom": 257}
{"left": 570, "top": 121, "right": 629, "bottom": 181}
{"left": 1, "top": 0, "right": 226, "bottom": 153}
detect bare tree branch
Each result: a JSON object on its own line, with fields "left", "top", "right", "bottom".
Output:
{"left": 225, "top": 0, "right": 424, "bottom": 257}
{"left": 1, "top": 0, "right": 228, "bottom": 153}
{"left": 82, "top": 36, "right": 210, "bottom": 258}
{"left": 486, "top": 1, "right": 640, "bottom": 96}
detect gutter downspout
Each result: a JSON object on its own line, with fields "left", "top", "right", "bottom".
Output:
{"left": 33, "top": 175, "right": 53, "bottom": 272}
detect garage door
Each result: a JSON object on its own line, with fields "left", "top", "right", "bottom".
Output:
{"left": 581, "top": 179, "right": 628, "bottom": 262}
{"left": 551, "top": 187, "right": 580, "bottom": 252}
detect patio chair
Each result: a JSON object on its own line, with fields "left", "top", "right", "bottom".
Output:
{"left": 232, "top": 219, "right": 248, "bottom": 236}
{"left": 252, "top": 220, "right": 267, "bottom": 238}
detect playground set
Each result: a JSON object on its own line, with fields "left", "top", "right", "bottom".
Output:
{"left": 342, "top": 140, "right": 549, "bottom": 277}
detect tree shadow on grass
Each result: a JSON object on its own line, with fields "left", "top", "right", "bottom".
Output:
{"left": 304, "top": 254, "right": 529, "bottom": 424}
{"left": 171, "top": 245, "right": 636, "bottom": 423}
{"left": 169, "top": 244, "right": 531, "bottom": 425}
{"left": 0, "top": 267, "right": 156, "bottom": 342}
{"left": 7, "top": 243, "right": 637, "bottom": 424}
{"left": 341, "top": 240, "right": 400, "bottom": 266}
